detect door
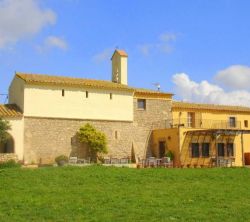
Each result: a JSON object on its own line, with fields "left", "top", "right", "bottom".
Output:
{"left": 217, "top": 143, "right": 225, "bottom": 157}
{"left": 159, "top": 141, "right": 166, "bottom": 158}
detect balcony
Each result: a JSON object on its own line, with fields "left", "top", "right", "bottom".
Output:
{"left": 171, "top": 118, "right": 241, "bottom": 129}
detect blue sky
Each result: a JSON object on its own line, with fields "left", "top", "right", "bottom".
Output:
{"left": 1, "top": 0, "right": 250, "bottom": 105}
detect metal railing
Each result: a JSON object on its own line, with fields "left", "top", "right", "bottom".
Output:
{"left": 171, "top": 118, "right": 241, "bottom": 129}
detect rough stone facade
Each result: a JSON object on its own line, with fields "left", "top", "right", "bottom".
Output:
{"left": 0, "top": 154, "right": 18, "bottom": 163}
{"left": 23, "top": 98, "right": 172, "bottom": 164}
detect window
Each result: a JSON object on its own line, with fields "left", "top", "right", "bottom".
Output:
{"left": 244, "top": 120, "right": 248, "bottom": 128}
{"left": 201, "top": 143, "right": 210, "bottom": 157}
{"left": 115, "top": 131, "right": 118, "bottom": 139}
{"left": 62, "top": 89, "right": 65, "bottom": 97}
{"left": 217, "top": 143, "right": 225, "bottom": 157}
{"left": 110, "top": 93, "right": 113, "bottom": 100}
{"left": 229, "top": 117, "right": 236, "bottom": 128}
{"left": 191, "top": 143, "right": 199, "bottom": 158}
{"left": 227, "top": 143, "right": 234, "bottom": 157}
{"left": 137, "top": 99, "right": 146, "bottom": 110}
{"left": 86, "top": 91, "right": 89, "bottom": 98}
{"left": 187, "top": 112, "right": 195, "bottom": 127}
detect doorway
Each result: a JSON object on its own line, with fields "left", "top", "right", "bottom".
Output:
{"left": 159, "top": 141, "right": 166, "bottom": 158}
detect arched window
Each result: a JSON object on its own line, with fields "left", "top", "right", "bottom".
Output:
{"left": 0, "top": 134, "right": 14, "bottom": 153}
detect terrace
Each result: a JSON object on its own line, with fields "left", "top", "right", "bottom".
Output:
{"left": 171, "top": 118, "right": 241, "bottom": 129}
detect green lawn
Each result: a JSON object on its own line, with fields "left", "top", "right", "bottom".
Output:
{"left": 1, "top": 166, "right": 250, "bottom": 222}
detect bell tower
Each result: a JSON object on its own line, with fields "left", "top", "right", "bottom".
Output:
{"left": 111, "top": 49, "right": 128, "bottom": 85}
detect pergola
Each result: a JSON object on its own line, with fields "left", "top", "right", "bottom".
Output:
{"left": 184, "top": 129, "right": 250, "bottom": 166}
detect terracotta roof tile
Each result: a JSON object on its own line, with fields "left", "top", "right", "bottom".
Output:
{"left": 16, "top": 72, "right": 134, "bottom": 92}
{"left": 0, "top": 104, "right": 22, "bottom": 118}
{"left": 115, "top": 49, "right": 128, "bottom": 57}
{"left": 15, "top": 72, "right": 173, "bottom": 97}
{"left": 173, "top": 101, "right": 250, "bottom": 113}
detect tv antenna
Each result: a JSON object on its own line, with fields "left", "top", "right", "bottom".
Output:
{"left": 153, "top": 83, "right": 161, "bottom": 91}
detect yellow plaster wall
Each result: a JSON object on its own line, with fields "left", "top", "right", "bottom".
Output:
{"left": 173, "top": 110, "right": 250, "bottom": 130}
{"left": 179, "top": 128, "right": 244, "bottom": 167}
{"left": 8, "top": 77, "right": 25, "bottom": 112}
{"left": 23, "top": 85, "right": 134, "bottom": 121}
{"left": 152, "top": 128, "right": 180, "bottom": 166}
{"left": 6, "top": 117, "right": 24, "bottom": 160}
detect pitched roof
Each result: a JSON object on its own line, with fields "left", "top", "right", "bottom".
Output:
{"left": 16, "top": 72, "right": 134, "bottom": 92}
{"left": 172, "top": 101, "right": 250, "bottom": 113}
{"left": 15, "top": 72, "right": 173, "bottom": 97}
{"left": 111, "top": 49, "right": 128, "bottom": 59}
{"left": 0, "top": 104, "right": 22, "bottom": 118}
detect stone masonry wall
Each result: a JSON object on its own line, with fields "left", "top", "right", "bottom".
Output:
{"left": 0, "top": 154, "right": 18, "bottom": 163}
{"left": 23, "top": 98, "right": 172, "bottom": 164}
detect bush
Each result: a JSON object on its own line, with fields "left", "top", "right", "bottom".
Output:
{"left": 78, "top": 123, "right": 108, "bottom": 162}
{"left": 0, "top": 118, "right": 11, "bottom": 143}
{"left": 55, "top": 155, "right": 68, "bottom": 166}
{"left": 0, "top": 160, "right": 21, "bottom": 169}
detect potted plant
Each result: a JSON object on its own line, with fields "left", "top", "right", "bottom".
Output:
{"left": 55, "top": 155, "right": 68, "bottom": 166}
{"left": 165, "top": 150, "right": 174, "bottom": 161}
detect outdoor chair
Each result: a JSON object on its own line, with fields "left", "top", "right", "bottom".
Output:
{"left": 77, "top": 157, "right": 91, "bottom": 164}
{"left": 111, "top": 158, "right": 120, "bottom": 164}
{"left": 161, "top": 157, "right": 173, "bottom": 168}
{"left": 120, "top": 158, "right": 129, "bottom": 164}
{"left": 103, "top": 157, "right": 111, "bottom": 164}
{"left": 148, "top": 157, "right": 156, "bottom": 167}
{"left": 69, "top": 156, "right": 77, "bottom": 164}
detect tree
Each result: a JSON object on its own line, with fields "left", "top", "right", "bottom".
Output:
{"left": 0, "top": 118, "right": 11, "bottom": 143}
{"left": 78, "top": 123, "right": 108, "bottom": 161}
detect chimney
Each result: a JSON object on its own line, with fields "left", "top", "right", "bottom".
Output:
{"left": 111, "top": 49, "right": 128, "bottom": 85}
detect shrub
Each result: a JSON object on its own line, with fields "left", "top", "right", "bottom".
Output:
{"left": 0, "top": 118, "right": 11, "bottom": 143}
{"left": 0, "top": 160, "right": 21, "bottom": 169}
{"left": 78, "top": 123, "right": 108, "bottom": 162}
{"left": 55, "top": 155, "right": 68, "bottom": 166}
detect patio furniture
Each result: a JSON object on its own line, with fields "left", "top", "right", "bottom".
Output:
{"left": 156, "top": 158, "right": 162, "bottom": 167}
{"left": 111, "top": 158, "right": 120, "bottom": 164}
{"left": 77, "top": 157, "right": 90, "bottom": 164}
{"left": 161, "top": 157, "right": 173, "bottom": 168}
{"left": 69, "top": 156, "right": 77, "bottom": 164}
{"left": 120, "top": 158, "right": 129, "bottom": 164}
{"left": 104, "top": 157, "right": 111, "bottom": 164}
{"left": 148, "top": 157, "right": 156, "bottom": 167}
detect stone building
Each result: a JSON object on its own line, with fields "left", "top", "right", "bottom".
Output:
{"left": 0, "top": 50, "right": 173, "bottom": 164}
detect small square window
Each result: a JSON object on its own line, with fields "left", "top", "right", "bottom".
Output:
{"left": 137, "top": 99, "right": 146, "bottom": 110}
{"left": 229, "top": 117, "right": 236, "bottom": 128}
{"left": 244, "top": 120, "right": 248, "bottom": 128}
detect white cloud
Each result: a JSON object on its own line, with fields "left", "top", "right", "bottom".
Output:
{"left": 93, "top": 48, "right": 113, "bottom": 63}
{"left": 215, "top": 65, "right": 250, "bottom": 90}
{"left": 45, "top": 36, "right": 68, "bottom": 50}
{"left": 0, "top": 0, "right": 56, "bottom": 49}
{"left": 172, "top": 73, "right": 250, "bottom": 107}
{"left": 159, "top": 32, "right": 177, "bottom": 42}
{"left": 138, "top": 32, "right": 177, "bottom": 56}
{"left": 36, "top": 36, "right": 68, "bottom": 52}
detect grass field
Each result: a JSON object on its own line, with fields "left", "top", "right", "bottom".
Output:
{"left": 1, "top": 166, "right": 250, "bottom": 222}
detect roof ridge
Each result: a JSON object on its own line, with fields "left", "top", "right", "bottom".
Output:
{"left": 173, "top": 100, "right": 250, "bottom": 111}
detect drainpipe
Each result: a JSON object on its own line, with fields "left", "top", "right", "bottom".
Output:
{"left": 241, "top": 132, "right": 245, "bottom": 167}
